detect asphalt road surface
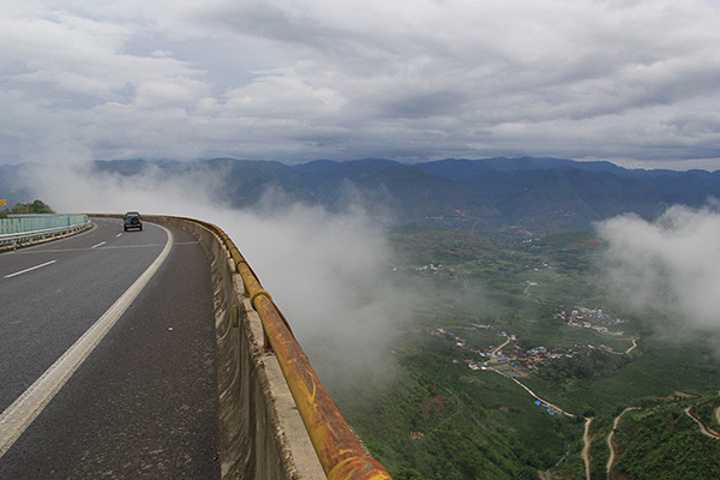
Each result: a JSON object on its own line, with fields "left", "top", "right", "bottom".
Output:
{"left": 0, "top": 218, "right": 220, "bottom": 479}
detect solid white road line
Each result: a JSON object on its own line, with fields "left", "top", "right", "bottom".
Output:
{"left": 91, "top": 241, "right": 106, "bottom": 249}
{"left": 4, "top": 260, "right": 57, "bottom": 279}
{"left": 0, "top": 224, "right": 174, "bottom": 458}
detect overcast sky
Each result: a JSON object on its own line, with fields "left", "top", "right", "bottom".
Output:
{"left": 2, "top": 0, "right": 720, "bottom": 169}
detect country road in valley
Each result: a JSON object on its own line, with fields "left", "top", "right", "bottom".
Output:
{"left": 582, "top": 417, "right": 592, "bottom": 480}
{"left": 684, "top": 407, "right": 720, "bottom": 440}
{"left": 607, "top": 407, "right": 639, "bottom": 477}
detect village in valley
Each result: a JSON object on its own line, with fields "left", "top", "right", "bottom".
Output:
{"left": 555, "top": 306, "right": 626, "bottom": 336}
{"left": 425, "top": 306, "right": 636, "bottom": 415}
{"left": 431, "top": 306, "right": 629, "bottom": 372}
{"left": 430, "top": 325, "right": 573, "bottom": 378}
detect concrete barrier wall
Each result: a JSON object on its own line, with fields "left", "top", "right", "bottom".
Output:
{"left": 150, "top": 216, "right": 325, "bottom": 480}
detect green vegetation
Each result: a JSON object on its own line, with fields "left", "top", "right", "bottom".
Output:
{"left": 537, "top": 349, "right": 630, "bottom": 383}
{"left": 693, "top": 394, "right": 720, "bottom": 429}
{"left": 337, "top": 225, "right": 720, "bottom": 479}
{"left": 339, "top": 360, "right": 541, "bottom": 479}
{"left": 0, "top": 199, "right": 54, "bottom": 217}
{"left": 613, "top": 399, "right": 720, "bottom": 479}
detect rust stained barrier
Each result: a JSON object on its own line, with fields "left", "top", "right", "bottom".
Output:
{"left": 186, "top": 218, "right": 392, "bottom": 480}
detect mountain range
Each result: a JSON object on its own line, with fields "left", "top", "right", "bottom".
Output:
{"left": 96, "top": 156, "right": 720, "bottom": 235}
{"left": 4, "top": 157, "right": 720, "bottom": 235}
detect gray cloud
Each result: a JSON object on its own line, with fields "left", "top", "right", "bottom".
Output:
{"left": 596, "top": 202, "right": 720, "bottom": 334}
{"left": 666, "top": 113, "right": 720, "bottom": 138}
{"left": 2, "top": 0, "right": 720, "bottom": 167}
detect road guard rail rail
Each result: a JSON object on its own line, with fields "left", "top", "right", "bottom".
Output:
{"left": 0, "top": 214, "right": 91, "bottom": 251}
{"left": 139, "top": 215, "right": 393, "bottom": 480}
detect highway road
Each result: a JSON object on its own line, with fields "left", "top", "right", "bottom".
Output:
{"left": 0, "top": 218, "right": 220, "bottom": 479}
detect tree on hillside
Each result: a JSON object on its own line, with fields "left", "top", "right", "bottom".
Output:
{"left": 9, "top": 199, "right": 54, "bottom": 214}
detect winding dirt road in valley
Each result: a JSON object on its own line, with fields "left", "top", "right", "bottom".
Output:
{"left": 625, "top": 337, "right": 638, "bottom": 354}
{"left": 607, "top": 407, "right": 638, "bottom": 478}
{"left": 685, "top": 407, "right": 720, "bottom": 440}
{"left": 582, "top": 417, "right": 593, "bottom": 480}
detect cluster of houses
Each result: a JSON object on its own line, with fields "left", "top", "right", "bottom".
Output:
{"left": 428, "top": 307, "right": 633, "bottom": 382}
{"left": 555, "top": 306, "right": 626, "bottom": 336}
{"left": 429, "top": 326, "right": 579, "bottom": 377}
{"left": 428, "top": 324, "right": 609, "bottom": 416}
{"left": 474, "top": 344, "right": 580, "bottom": 376}
{"left": 534, "top": 400, "right": 561, "bottom": 415}
{"left": 416, "top": 263, "right": 439, "bottom": 273}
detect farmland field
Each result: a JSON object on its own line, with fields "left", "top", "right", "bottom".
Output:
{"left": 335, "top": 225, "right": 720, "bottom": 479}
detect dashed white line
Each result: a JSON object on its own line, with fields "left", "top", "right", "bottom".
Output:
{"left": 91, "top": 241, "right": 106, "bottom": 249}
{"left": 116, "top": 233, "right": 122, "bottom": 238}
{"left": 4, "top": 260, "right": 57, "bottom": 279}
{"left": 0, "top": 225, "right": 174, "bottom": 457}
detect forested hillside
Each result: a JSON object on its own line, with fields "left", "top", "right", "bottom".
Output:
{"left": 92, "top": 157, "right": 720, "bottom": 235}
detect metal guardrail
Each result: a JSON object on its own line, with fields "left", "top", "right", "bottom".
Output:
{"left": 0, "top": 214, "right": 90, "bottom": 235}
{"left": 0, "top": 214, "right": 90, "bottom": 250}
{"left": 182, "top": 217, "right": 393, "bottom": 480}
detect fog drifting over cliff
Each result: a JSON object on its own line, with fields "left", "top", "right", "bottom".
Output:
{"left": 26, "top": 163, "right": 413, "bottom": 392}
{"left": 597, "top": 201, "right": 720, "bottom": 336}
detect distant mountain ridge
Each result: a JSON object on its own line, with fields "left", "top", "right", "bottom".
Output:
{"left": 89, "top": 156, "right": 720, "bottom": 235}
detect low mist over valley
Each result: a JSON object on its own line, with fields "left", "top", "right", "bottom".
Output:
{"left": 5, "top": 156, "right": 720, "bottom": 361}
{"left": 3, "top": 156, "right": 720, "bottom": 478}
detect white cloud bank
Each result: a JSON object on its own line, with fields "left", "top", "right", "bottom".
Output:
{"left": 597, "top": 202, "right": 720, "bottom": 330}
{"left": 27, "top": 163, "right": 413, "bottom": 390}
{"left": 2, "top": 0, "right": 720, "bottom": 168}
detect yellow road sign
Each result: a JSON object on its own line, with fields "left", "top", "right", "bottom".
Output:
{"left": 0, "top": 199, "right": 7, "bottom": 206}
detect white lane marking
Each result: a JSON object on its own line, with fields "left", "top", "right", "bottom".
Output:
{"left": 116, "top": 233, "right": 122, "bottom": 238}
{"left": 0, "top": 225, "right": 174, "bottom": 458}
{"left": 4, "top": 260, "right": 57, "bottom": 279}
{"left": 13, "top": 243, "right": 166, "bottom": 254}
{"left": 91, "top": 241, "right": 106, "bottom": 249}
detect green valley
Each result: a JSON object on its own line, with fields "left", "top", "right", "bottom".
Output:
{"left": 335, "top": 225, "right": 720, "bottom": 479}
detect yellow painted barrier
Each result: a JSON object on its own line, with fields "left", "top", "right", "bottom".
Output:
{"left": 188, "top": 218, "right": 392, "bottom": 480}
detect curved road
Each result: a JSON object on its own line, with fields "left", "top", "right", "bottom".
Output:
{"left": 606, "top": 407, "right": 639, "bottom": 477}
{"left": 0, "top": 219, "right": 167, "bottom": 412}
{"left": 0, "top": 218, "right": 220, "bottom": 479}
{"left": 582, "top": 417, "right": 592, "bottom": 480}
{"left": 684, "top": 407, "right": 720, "bottom": 440}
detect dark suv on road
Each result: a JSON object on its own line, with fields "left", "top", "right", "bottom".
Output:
{"left": 123, "top": 211, "right": 143, "bottom": 231}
